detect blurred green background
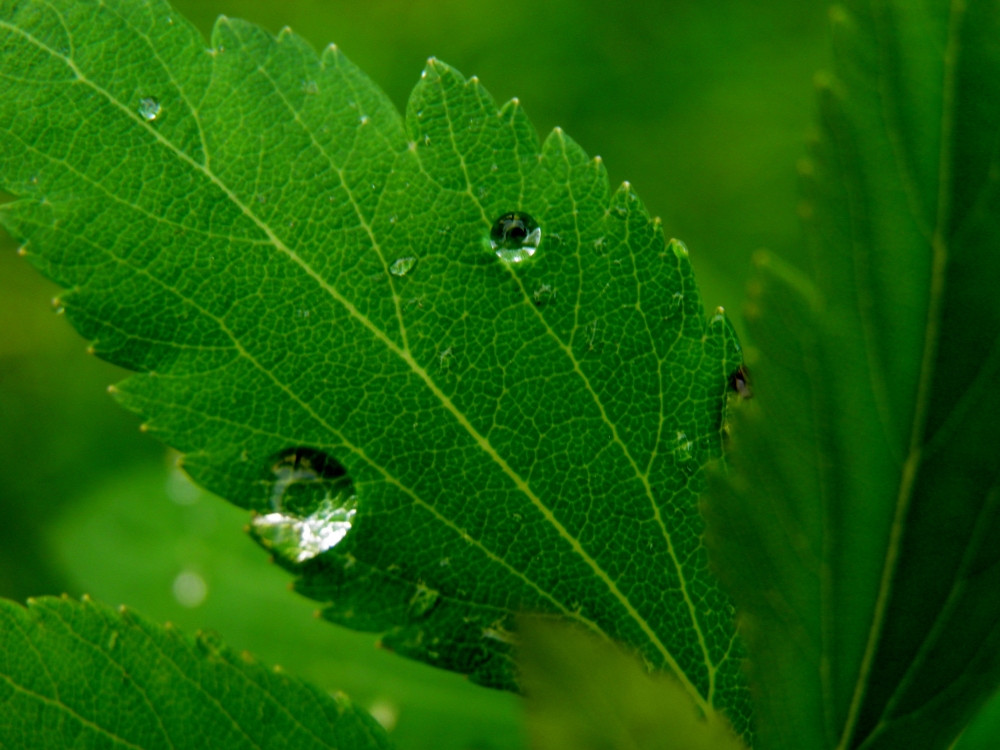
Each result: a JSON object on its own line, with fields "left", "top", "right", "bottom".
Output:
{"left": 0, "top": 1, "right": 836, "bottom": 748}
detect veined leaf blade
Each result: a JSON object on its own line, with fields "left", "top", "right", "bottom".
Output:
{"left": 0, "top": 596, "right": 389, "bottom": 749}
{"left": 706, "top": 2, "right": 1000, "bottom": 749}
{"left": 0, "top": 0, "right": 749, "bottom": 735}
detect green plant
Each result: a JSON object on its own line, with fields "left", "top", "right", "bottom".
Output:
{"left": 1, "top": 0, "right": 998, "bottom": 748}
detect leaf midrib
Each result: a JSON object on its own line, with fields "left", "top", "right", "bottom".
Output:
{"left": 837, "top": 1, "right": 964, "bottom": 746}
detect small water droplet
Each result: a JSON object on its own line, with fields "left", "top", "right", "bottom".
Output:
{"left": 389, "top": 257, "right": 417, "bottom": 277}
{"left": 389, "top": 215, "right": 397, "bottom": 224}
{"left": 302, "top": 80, "right": 318, "bottom": 94}
{"left": 533, "top": 284, "right": 554, "bottom": 306}
{"left": 138, "top": 97, "right": 160, "bottom": 121}
{"left": 409, "top": 584, "right": 440, "bottom": 617}
{"left": 490, "top": 211, "right": 541, "bottom": 263}
{"left": 423, "top": 134, "right": 431, "bottom": 145}
{"left": 360, "top": 115, "right": 370, "bottom": 125}
{"left": 249, "top": 448, "right": 356, "bottom": 563}
{"left": 172, "top": 570, "right": 207, "bottom": 608}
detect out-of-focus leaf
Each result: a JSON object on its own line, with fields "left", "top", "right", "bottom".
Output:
{"left": 705, "top": 2, "right": 1000, "bottom": 749}
{"left": 0, "top": 0, "right": 748, "bottom": 735}
{"left": 0, "top": 596, "right": 389, "bottom": 749}
{"left": 0, "top": 237, "right": 158, "bottom": 601}
{"left": 519, "top": 618, "right": 745, "bottom": 750}
{"left": 955, "top": 689, "right": 1000, "bottom": 750}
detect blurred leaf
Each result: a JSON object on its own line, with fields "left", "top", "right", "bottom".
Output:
{"left": 519, "top": 619, "right": 745, "bottom": 750}
{"left": 705, "top": 2, "right": 1000, "bottom": 749}
{"left": 0, "top": 595, "right": 389, "bottom": 749}
{"left": 50, "top": 459, "right": 526, "bottom": 750}
{"left": 0, "top": 232, "right": 159, "bottom": 601}
{"left": 0, "top": 0, "right": 748, "bottom": 736}
{"left": 955, "top": 688, "right": 1000, "bottom": 750}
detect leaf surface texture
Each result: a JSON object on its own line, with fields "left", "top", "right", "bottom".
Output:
{"left": 0, "top": 596, "right": 389, "bottom": 749}
{"left": 0, "top": 0, "right": 747, "bottom": 733}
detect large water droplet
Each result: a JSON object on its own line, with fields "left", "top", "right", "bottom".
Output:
{"left": 389, "top": 257, "right": 417, "bottom": 277}
{"left": 490, "top": 211, "right": 541, "bottom": 263}
{"left": 138, "top": 97, "right": 161, "bottom": 121}
{"left": 249, "top": 448, "right": 356, "bottom": 563}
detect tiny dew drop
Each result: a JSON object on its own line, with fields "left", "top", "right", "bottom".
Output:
{"left": 389, "top": 257, "right": 417, "bottom": 277}
{"left": 138, "top": 97, "right": 161, "bottom": 121}
{"left": 489, "top": 211, "right": 541, "bottom": 263}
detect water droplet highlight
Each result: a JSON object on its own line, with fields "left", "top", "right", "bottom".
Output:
{"left": 250, "top": 448, "right": 356, "bottom": 563}
{"left": 138, "top": 97, "right": 160, "bottom": 121}
{"left": 173, "top": 570, "right": 207, "bottom": 608}
{"left": 389, "top": 257, "right": 417, "bottom": 277}
{"left": 490, "top": 211, "right": 541, "bottom": 263}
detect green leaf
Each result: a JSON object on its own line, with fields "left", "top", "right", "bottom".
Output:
{"left": 705, "top": 2, "right": 1000, "bottom": 749}
{"left": 0, "top": 0, "right": 748, "bottom": 735}
{"left": 518, "top": 617, "right": 746, "bottom": 750}
{"left": 0, "top": 595, "right": 389, "bottom": 749}
{"left": 955, "top": 688, "right": 1000, "bottom": 750}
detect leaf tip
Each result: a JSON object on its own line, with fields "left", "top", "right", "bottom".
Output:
{"left": 670, "top": 238, "right": 690, "bottom": 258}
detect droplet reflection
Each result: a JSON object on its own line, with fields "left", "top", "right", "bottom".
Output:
{"left": 489, "top": 211, "right": 541, "bottom": 263}
{"left": 389, "top": 257, "right": 417, "bottom": 277}
{"left": 249, "top": 448, "right": 356, "bottom": 563}
{"left": 138, "top": 97, "right": 161, "bottom": 121}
